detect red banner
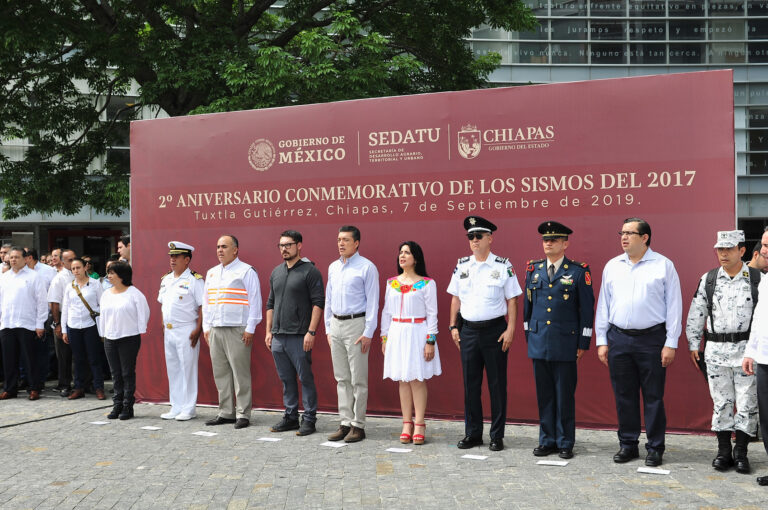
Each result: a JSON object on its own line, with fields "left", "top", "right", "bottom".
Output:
{"left": 131, "top": 70, "right": 735, "bottom": 431}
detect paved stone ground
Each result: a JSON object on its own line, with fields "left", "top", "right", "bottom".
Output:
{"left": 1, "top": 385, "right": 767, "bottom": 509}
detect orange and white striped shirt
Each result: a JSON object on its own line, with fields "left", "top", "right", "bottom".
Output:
{"left": 202, "top": 258, "right": 262, "bottom": 333}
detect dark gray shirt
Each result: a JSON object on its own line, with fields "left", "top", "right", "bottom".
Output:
{"left": 267, "top": 258, "right": 325, "bottom": 335}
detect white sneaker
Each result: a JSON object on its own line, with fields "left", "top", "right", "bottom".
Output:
{"left": 175, "top": 413, "right": 196, "bottom": 421}
{"left": 160, "top": 411, "right": 179, "bottom": 420}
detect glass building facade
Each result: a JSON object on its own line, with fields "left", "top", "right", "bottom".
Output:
{"left": 471, "top": 0, "right": 768, "bottom": 241}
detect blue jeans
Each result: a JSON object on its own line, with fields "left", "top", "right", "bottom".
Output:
{"left": 271, "top": 334, "right": 317, "bottom": 422}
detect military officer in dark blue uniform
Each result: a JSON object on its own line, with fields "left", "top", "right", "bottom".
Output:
{"left": 524, "top": 221, "right": 595, "bottom": 459}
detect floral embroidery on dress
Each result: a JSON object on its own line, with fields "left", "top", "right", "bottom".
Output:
{"left": 388, "top": 277, "right": 432, "bottom": 293}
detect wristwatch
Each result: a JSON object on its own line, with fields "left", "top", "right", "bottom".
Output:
{"left": 52, "top": 321, "right": 60, "bottom": 327}
{"left": 449, "top": 325, "right": 458, "bottom": 331}
{"left": 307, "top": 330, "right": 316, "bottom": 336}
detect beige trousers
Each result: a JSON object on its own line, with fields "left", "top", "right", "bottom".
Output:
{"left": 209, "top": 326, "right": 252, "bottom": 420}
{"left": 330, "top": 316, "right": 368, "bottom": 428}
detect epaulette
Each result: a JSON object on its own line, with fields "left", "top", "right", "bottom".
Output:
{"left": 191, "top": 270, "right": 203, "bottom": 279}
{"left": 495, "top": 256, "right": 509, "bottom": 264}
{"left": 526, "top": 258, "right": 544, "bottom": 272}
{"left": 569, "top": 260, "right": 589, "bottom": 268}
{"left": 160, "top": 270, "right": 172, "bottom": 280}
{"left": 457, "top": 256, "right": 470, "bottom": 264}
{"left": 528, "top": 258, "right": 545, "bottom": 265}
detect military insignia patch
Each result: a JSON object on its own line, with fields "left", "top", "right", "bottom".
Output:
{"left": 491, "top": 270, "right": 500, "bottom": 279}
{"left": 585, "top": 271, "right": 592, "bottom": 286}
{"left": 743, "top": 271, "right": 749, "bottom": 278}
{"left": 527, "top": 264, "right": 534, "bottom": 272}
{"left": 460, "top": 271, "right": 469, "bottom": 279}
{"left": 563, "top": 294, "right": 569, "bottom": 300}
{"left": 560, "top": 275, "right": 573, "bottom": 286}
{"left": 533, "top": 273, "right": 539, "bottom": 282}
{"left": 507, "top": 267, "right": 515, "bottom": 277}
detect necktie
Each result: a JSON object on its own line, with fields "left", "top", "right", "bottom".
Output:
{"left": 548, "top": 264, "right": 555, "bottom": 281}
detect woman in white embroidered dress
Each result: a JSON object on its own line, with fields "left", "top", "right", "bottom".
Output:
{"left": 381, "top": 241, "right": 441, "bottom": 445}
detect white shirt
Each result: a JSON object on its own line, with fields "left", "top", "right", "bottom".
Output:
{"left": 61, "top": 277, "right": 103, "bottom": 332}
{"left": 202, "top": 258, "right": 262, "bottom": 334}
{"left": 99, "top": 286, "right": 150, "bottom": 339}
{"left": 744, "top": 276, "right": 768, "bottom": 363}
{"left": 324, "top": 252, "right": 380, "bottom": 338}
{"left": 447, "top": 252, "right": 522, "bottom": 322}
{"left": 0, "top": 266, "right": 48, "bottom": 331}
{"left": 47, "top": 268, "right": 74, "bottom": 304}
{"left": 595, "top": 247, "right": 683, "bottom": 348}
{"left": 33, "top": 262, "right": 57, "bottom": 291}
{"left": 158, "top": 268, "right": 204, "bottom": 324}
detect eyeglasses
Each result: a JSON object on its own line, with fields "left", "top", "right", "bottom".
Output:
{"left": 467, "top": 233, "right": 487, "bottom": 241}
{"left": 278, "top": 242, "right": 297, "bottom": 249}
{"left": 618, "top": 231, "right": 642, "bottom": 237}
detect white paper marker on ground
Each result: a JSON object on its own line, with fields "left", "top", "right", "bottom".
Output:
{"left": 192, "top": 431, "right": 218, "bottom": 437}
{"left": 89, "top": 421, "right": 109, "bottom": 425}
{"left": 321, "top": 441, "right": 348, "bottom": 448}
{"left": 537, "top": 460, "right": 569, "bottom": 466}
{"left": 462, "top": 454, "right": 488, "bottom": 460}
{"left": 386, "top": 447, "right": 412, "bottom": 453}
{"left": 258, "top": 437, "right": 282, "bottom": 442}
{"left": 637, "top": 467, "right": 670, "bottom": 475}
{"left": 141, "top": 426, "right": 162, "bottom": 431}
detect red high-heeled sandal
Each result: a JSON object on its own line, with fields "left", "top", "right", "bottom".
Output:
{"left": 400, "top": 421, "right": 414, "bottom": 444}
{"left": 413, "top": 423, "right": 426, "bottom": 445}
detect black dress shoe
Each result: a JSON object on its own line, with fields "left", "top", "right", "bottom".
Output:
{"left": 205, "top": 416, "right": 236, "bottom": 426}
{"left": 457, "top": 436, "right": 484, "bottom": 449}
{"left": 489, "top": 439, "right": 504, "bottom": 451}
{"left": 757, "top": 476, "right": 768, "bottom": 486}
{"left": 559, "top": 448, "right": 574, "bottom": 459}
{"left": 533, "top": 445, "right": 558, "bottom": 457}
{"left": 645, "top": 450, "right": 663, "bottom": 467}
{"left": 234, "top": 418, "right": 249, "bottom": 429}
{"left": 613, "top": 447, "right": 640, "bottom": 463}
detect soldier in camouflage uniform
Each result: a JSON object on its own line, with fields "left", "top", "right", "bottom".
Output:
{"left": 686, "top": 230, "right": 759, "bottom": 474}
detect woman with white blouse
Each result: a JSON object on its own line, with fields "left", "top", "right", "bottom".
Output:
{"left": 99, "top": 261, "right": 150, "bottom": 420}
{"left": 381, "top": 241, "right": 441, "bottom": 445}
{"left": 61, "top": 257, "right": 105, "bottom": 400}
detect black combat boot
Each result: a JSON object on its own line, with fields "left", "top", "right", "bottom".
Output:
{"left": 712, "top": 431, "right": 734, "bottom": 471}
{"left": 107, "top": 402, "right": 123, "bottom": 420}
{"left": 119, "top": 397, "right": 134, "bottom": 420}
{"left": 733, "top": 430, "right": 752, "bottom": 474}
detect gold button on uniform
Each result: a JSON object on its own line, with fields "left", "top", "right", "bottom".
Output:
{"left": 549, "top": 284, "right": 553, "bottom": 288}
{"left": 547, "top": 308, "right": 551, "bottom": 312}
{"left": 546, "top": 320, "right": 551, "bottom": 325}
{"left": 548, "top": 296, "right": 552, "bottom": 300}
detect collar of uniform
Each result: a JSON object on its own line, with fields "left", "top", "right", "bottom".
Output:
{"left": 718, "top": 262, "right": 750, "bottom": 281}
{"left": 171, "top": 267, "right": 192, "bottom": 279}
{"left": 10, "top": 265, "right": 32, "bottom": 276}
{"left": 339, "top": 251, "right": 361, "bottom": 265}
{"left": 471, "top": 251, "right": 497, "bottom": 266}
{"left": 546, "top": 256, "right": 565, "bottom": 272}
{"left": 221, "top": 257, "right": 242, "bottom": 271}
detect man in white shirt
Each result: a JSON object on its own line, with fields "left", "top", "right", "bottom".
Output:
{"left": 158, "top": 241, "right": 204, "bottom": 421}
{"left": 202, "top": 235, "right": 262, "bottom": 429}
{"left": 742, "top": 226, "right": 768, "bottom": 486}
{"left": 0, "top": 247, "right": 48, "bottom": 400}
{"left": 26, "top": 249, "right": 57, "bottom": 391}
{"left": 324, "top": 225, "right": 379, "bottom": 443}
{"left": 48, "top": 249, "right": 76, "bottom": 395}
{"left": 595, "top": 217, "right": 682, "bottom": 467}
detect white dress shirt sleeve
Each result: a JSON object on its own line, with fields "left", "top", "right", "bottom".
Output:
{"left": 426, "top": 279, "right": 439, "bottom": 336}
{"left": 664, "top": 259, "right": 683, "bottom": 348}
{"left": 380, "top": 282, "right": 392, "bottom": 338}
{"left": 595, "top": 264, "right": 612, "bottom": 347}
{"left": 244, "top": 268, "right": 262, "bottom": 334}
{"left": 193, "top": 276, "right": 205, "bottom": 308}
{"left": 35, "top": 274, "right": 47, "bottom": 330}
{"left": 135, "top": 287, "right": 151, "bottom": 335}
{"left": 324, "top": 265, "right": 333, "bottom": 332}
{"left": 362, "top": 263, "right": 380, "bottom": 338}
{"left": 61, "top": 287, "right": 70, "bottom": 334}
{"left": 202, "top": 277, "right": 211, "bottom": 333}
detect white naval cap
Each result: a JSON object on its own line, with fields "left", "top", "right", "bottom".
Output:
{"left": 713, "top": 230, "right": 745, "bottom": 249}
{"left": 168, "top": 241, "right": 195, "bottom": 255}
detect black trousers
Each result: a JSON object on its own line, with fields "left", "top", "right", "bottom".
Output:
{"left": 104, "top": 335, "right": 141, "bottom": 405}
{"left": 533, "top": 359, "right": 577, "bottom": 449}
{"left": 460, "top": 319, "right": 508, "bottom": 440}
{"left": 607, "top": 325, "right": 667, "bottom": 453}
{"left": 756, "top": 363, "right": 768, "bottom": 455}
{"left": 55, "top": 331, "right": 72, "bottom": 388}
{"left": 1, "top": 328, "right": 41, "bottom": 393}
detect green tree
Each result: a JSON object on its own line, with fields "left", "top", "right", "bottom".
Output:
{"left": 0, "top": 0, "right": 536, "bottom": 219}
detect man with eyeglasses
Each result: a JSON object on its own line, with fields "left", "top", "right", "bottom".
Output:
{"left": 265, "top": 230, "right": 324, "bottom": 437}
{"left": 595, "top": 217, "right": 682, "bottom": 467}
{"left": 448, "top": 216, "right": 522, "bottom": 452}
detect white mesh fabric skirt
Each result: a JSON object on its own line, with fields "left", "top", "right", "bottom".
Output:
{"left": 382, "top": 322, "right": 442, "bottom": 381}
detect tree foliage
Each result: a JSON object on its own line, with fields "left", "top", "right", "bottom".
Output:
{"left": 0, "top": 0, "right": 536, "bottom": 219}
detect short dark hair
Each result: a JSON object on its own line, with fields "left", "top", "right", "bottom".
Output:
{"left": 9, "top": 246, "right": 26, "bottom": 257}
{"left": 120, "top": 235, "right": 130, "bottom": 246}
{"left": 26, "top": 249, "right": 39, "bottom": 261}
{"left": 107, "top": 261, "right": 133, "bottom": 286}
{"left": 397, "top": 241, "right": 429, "bottom": 277}
{"left": 623, "top": 217, "right": 651, "bottom": 246}
{"left": 339, "top": 225, "right": 360, "bottom": 242}
{"left": 108, "top": 253, "right": 120, "bottom": 262}
{"left": 753, "top": 241, "right": 762, "bottom": 255}
{"left": 280, "top": 230, "right": 303, "bottom": 243}
{"left": 223, "top": 234, "right": 239, "bottom": 248}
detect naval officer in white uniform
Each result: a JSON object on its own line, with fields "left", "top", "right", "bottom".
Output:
{"left": 158, "top": 241, "right": 205, "bottom": 421}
